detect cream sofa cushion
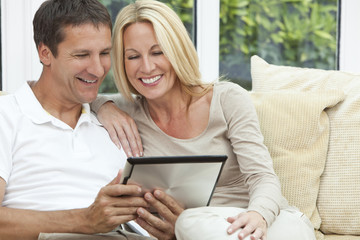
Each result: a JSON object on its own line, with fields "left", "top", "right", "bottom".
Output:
{"left": 324, "top": 236, "right": 360, "bottom": 240}
{"left": 251, "top": 55, "right": 360, "bottom": 235}
{"left": 251, "top": 91, "right": 344, "bottom": 232}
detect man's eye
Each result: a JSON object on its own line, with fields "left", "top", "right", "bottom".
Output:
{"left": 75, "top": 54, "right": 88, "bottom": 58}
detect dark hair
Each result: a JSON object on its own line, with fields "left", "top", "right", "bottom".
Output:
{"left": 33, "top": 0, "right": 112, "bottom": 57}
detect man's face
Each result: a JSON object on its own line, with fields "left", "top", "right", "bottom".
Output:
{"left": 50, "top": 23, "right": 111, "bottom": 104}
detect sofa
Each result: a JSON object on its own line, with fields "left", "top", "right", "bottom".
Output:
{"left": 249, "top": 55, "right": 360, "bottom": 239}
{"left": 1, "top": 58, "right": 359, "bottom": 239}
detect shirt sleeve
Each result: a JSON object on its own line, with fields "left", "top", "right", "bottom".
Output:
{"left": 220, "top": 83, "right": 284, "bottom": 226}
{"left": 0, "top": 105, "right": 15, "bottom": 183}
{"left": 90, "top": 94, "right": 115, "bottom": 114}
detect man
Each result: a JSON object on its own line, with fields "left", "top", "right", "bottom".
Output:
{"left": 0, "top": 0, "right": 151, "bottom": 239}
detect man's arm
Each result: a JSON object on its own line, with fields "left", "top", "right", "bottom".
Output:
{"left": 0, "top": 174, "right": 148, "bottom": 240}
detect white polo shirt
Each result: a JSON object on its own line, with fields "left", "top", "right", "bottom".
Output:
{"left": 0, "top": 83, "right": 126, "bottom": 211}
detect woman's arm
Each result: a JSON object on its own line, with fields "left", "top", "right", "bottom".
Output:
{"left": 91, "top": 95, "right": 143, "bottom": 157}
{"left": 221, "top": 83, "right": 283, "bottom": 239}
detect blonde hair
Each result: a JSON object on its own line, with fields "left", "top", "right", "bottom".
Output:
{"left": 112, "top": 0, "right": 210, "bottom": 101}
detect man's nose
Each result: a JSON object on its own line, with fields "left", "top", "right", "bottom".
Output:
{"left": 88, "top": 56, "right": 105, "bottom": 77}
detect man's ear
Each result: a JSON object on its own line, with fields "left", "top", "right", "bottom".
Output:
{"left": 38, "top": 43, "right": 52, "bottom": 66}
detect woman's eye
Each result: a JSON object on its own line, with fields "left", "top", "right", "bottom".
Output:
{"left": 101, "top": 52, "right": 110, "bottom": 56}
{"left": 153, "top": 51, "right": 163, "bottom": 56}
{"left": 128, "top": 55, "right": 139, "bottom": 60}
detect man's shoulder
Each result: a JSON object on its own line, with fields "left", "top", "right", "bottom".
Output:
{"left": 0, "top": 94, "right": 19, "bottom": 113}
{"left": 0, "top": 94, "right": 22, "bottom": 134}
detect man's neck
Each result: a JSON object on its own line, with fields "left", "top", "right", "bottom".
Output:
{"left": 30, "top": 80, "right": 83, "bottom": 129}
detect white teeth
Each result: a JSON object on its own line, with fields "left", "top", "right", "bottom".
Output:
{"left": 79, "top": 78, "right": 96, "bottom": 83}
{"left": 141, "top": 75, "right": 161, "bottom": 84}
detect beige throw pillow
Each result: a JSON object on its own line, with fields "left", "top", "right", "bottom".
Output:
{"left": 251, "top": 91, "right": 344, "bottom": 231}
{"left": 251, "top": 55, "right": 360, "bottom": 235}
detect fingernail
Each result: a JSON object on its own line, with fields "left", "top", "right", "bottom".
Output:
{"left": 138, "top": 208, "right": 144, "bottom": 215}
{"left": 137, "top": 187, "right": 142, "bottom": 192}
{"left": 116, "top": 143, "right": 121, "bottom": 149}
{"left": 140, "top": 152, "right": 143, "bottom": 156}
{"left": 135, "top": 154, "right": 139, "bottom": 157}
{"left": 154, "top": 190, "right": 161, "bottom": 197}
{"left": 239, "top": 233, "right": 244, "bottom": 238}
{"left": 145, "top": 193, "right": 152, "bottom": 200}
{"left": 227, "top": 228, "right": 232, "bottom": 234}
{"left": 127, "top": 152, "right": 132, "bottom": 157}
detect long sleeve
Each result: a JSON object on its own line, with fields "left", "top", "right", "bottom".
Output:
{"left": 220, "top": 83, "right": 284, "bottom": 226}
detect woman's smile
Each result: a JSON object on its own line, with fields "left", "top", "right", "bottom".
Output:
{"left": 139, "top": 74, "right": 162, "bottom": 85}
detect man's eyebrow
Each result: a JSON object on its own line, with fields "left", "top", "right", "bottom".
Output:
{"left": 71, "top": 46, "right": 112, "bottom": 53}
{"left": 102, "top": 46, "right": 112, "bottom": 52}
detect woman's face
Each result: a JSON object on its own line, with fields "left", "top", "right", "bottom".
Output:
{"left": 123, "top": 22, "right": 178, "bottom": 101}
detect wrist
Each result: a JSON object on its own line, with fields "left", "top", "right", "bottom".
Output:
{"left": 69, "top": 208, "right": 95, "bottom": 234}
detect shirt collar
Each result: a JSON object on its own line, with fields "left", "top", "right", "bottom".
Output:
{"left": 15, "top": 82, "right": 98, "bottom": 128}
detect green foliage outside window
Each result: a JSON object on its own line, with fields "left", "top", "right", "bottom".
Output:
{"left": 219, "top": 0, "right": 338, "bottom": 89}
{"left": 98, "top": 0, "right": 338, "bottom": 93}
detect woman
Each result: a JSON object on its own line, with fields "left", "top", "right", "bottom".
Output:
{"left": 92, "top": 0, "right": 315, "bottom": 239}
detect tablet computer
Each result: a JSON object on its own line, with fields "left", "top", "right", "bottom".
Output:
{"left": 120, "top": 155, "right": 227, "bottom": 209}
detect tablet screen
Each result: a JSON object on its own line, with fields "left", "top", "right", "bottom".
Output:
{"left": 121, "top": 155, "right": 227, "bottom": 209}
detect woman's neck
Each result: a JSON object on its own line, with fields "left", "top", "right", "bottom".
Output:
{"left": 145, "top": 85, "right": 213, "bottom": 139}
{"left": 146, "top": 86, "right": 192, "bottom": 123}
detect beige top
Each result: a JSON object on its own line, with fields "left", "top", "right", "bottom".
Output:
{"left": 92, "top": 81, "right": 289, "bottom": 226}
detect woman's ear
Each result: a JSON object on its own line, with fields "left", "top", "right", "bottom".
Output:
{"left": 37, "top": 43, "right": 52, "bottom": 66}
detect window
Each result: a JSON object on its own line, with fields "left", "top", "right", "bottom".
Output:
{"left": 219, "top": 0, "right": 338, "bottom": 90}
{"left": 98, "top": 0, "right": 195, "bottom": 93}
{"left": 1, "top": 0, "right": 359, "bottom": 93}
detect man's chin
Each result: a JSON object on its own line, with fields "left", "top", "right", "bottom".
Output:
{"left": 81, "top": 94, "right": 98, "bottom": 104}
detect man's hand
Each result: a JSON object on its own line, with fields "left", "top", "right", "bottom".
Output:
{"left": 97, "top": 101, "right": 143, "bottom": 157}
{"left": 82, "top": 171, "right": 148, "bottom": 234}
{"left": 227, "top": 211, "right": 267, "bottom": 240}
{"left": 0, "top": 173, "right": 148, "bottom": 239}
{"left": 135, "top": 190, "right": 184, "bottom": 240}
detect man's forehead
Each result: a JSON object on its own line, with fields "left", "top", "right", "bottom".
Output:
{"left": 59, "top": 23, "right": 112, "bottom": 49}
{"left": 63, "top": 23, "right": 111, "bottom": 37}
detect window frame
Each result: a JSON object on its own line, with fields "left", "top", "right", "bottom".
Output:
{"left": 1, "top": 0, "right": 359, "bottom": 92}
{"left": 338, "top": 0, "right": 360, "bottom": 73}
{"left": 1, "top": 0, "right": 44, "bottom": 92}
{"left": 196, "top": 0, "right": 219, "bottom": 83}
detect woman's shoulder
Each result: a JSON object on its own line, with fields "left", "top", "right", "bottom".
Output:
{"left": 214, "top": 81, "right": 247, "bottom": 93}
{"left": 213, "top": 81, "right": 249, "bottom": 100}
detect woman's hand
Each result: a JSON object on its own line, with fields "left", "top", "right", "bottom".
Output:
{"left": 97, "top": 101, "right": 143, "bottom": 157}
{"left": 135, "top": 190, "right": 184, "bottom": 240}
{"left": 227, "top": 211, "right": 267, "bottom": 240}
